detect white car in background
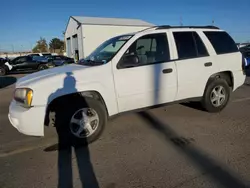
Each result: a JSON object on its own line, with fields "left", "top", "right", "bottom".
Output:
{"left": 8, "top": 25, "right": 246, "bottom": 145}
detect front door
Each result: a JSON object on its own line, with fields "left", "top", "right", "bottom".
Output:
{"left": 11, "top": 56, "right": 29, "bottom": 71}
{"left": 113, "top": 33, "right": 178, "bottom": 112}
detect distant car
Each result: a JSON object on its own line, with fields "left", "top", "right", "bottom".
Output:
{"left": 28, "top": 53, "right": 43, "bottom": 57}
{"left": 0, "top": 56, "right": 54, "bottom": 76}
{"left": 47, "top": 55, "right": 75, "bottom": 66}
{"left": 246, "top": 59, "right": 250, "bottom": 69}
{"left": 243, "top": 51, "right": 250, "bottom": 68}
{"left": 28, "top": 53, "right": 58, "bottom": 58}
{"left": 0, "top": 57, "right": 6, "bottom": 64}
{"left": 239, "top": 44, "right": 250, "bottom": 53}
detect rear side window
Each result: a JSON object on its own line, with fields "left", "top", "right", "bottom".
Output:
{"left": 173, "top": 32, "right": 208, "bottom": 59}
{"left": 204, "top": 31, "right": 238, "bottom": 54}
{"left": 55, "top": 56, "right": 62, "bottom": 60}
{"left": 193, "top": 32, "right": 208, "bottom": 57}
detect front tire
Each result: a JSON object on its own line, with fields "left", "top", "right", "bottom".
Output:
{"left": 54, "top": 97, "right": 107, "bottom": 146}
{"left": 202, "top": 78, "right": 231, "bottom": 113}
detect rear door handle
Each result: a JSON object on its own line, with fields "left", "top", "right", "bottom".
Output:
{"left": 204, "top": 62, "right": 212, "bottom": 67}
{"left": 162, "top": 68, "right": 173, "bottom": 74}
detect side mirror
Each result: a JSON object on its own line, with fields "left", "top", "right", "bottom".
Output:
{"left": 119, "top": 54, "right": 139, "bottom": 68}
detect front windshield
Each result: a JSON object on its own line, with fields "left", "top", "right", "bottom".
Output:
{"left": 80, "top": 34, "right": 133, "bottom": 65}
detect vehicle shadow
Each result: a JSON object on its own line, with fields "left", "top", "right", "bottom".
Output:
{"left": 0, "top": 76, "right": 17, "bottom": 89}
{"left": 138, "top": 111, "right": 246, "bottom": 188}
{"left": 44, "top": 72, "right": 99, "bottom": 188}
{"left": 145, "top": 52, "right": 247, "bottom": 187}
{"left": 181, "top": 101, "right": 205, "bottom": 112}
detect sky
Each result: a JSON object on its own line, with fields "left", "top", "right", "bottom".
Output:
{"left": 0, "top": 0, "right": 249, "bottom": 52}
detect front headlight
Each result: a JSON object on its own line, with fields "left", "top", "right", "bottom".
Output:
{"left": 14, "top": 88, "right": 33, "bottom": 108}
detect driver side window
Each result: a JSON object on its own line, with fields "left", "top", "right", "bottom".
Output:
{"left": 119, "top": 33, "right": 170, "bottom": 69}
{"left": 13, "top": 57, "right": 27, "bottom": 64}
{"left": 16, "top": 57, "right": 27, "bottom": 63}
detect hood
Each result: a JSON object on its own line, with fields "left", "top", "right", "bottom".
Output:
{"left": 16, "top": 64, "right": 89, "bottom": 87}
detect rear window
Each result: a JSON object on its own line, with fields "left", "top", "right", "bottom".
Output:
{"left": 204, "top": 31, "right": 238, "bottom": 54}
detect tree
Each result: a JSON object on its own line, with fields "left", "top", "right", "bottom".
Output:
{"left": 32, "top": 37, "right": 48, "bottom": 53}
{"left": 49, "top": 38, "right": 64, "bottom": 52}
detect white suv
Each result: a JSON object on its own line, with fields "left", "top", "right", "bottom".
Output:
{"left": 9, "top": 26, "right": 246, "bottom": 144}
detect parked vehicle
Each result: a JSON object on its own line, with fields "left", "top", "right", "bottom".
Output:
{"left": 8, "top": 26, "right": 246, "bottom": 145}
{"left": 243, "top": 51, "right": 250, "bottom": 68}
{"left": 239, "top": 44, "right": 250, "bottom": 53}
{"left": 47, "top": 55, "right": 75, "bottom": 66}
{"left": 0, "top": 55, "right": 53, "bottom": 75}
{"left": 0, "top": 57, "right": 6, "bottom": 64}
{"left": 28, "top": 53, "right": 58, "bottom": 58}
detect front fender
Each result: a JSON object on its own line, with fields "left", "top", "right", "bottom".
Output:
{"left": 34, "top": 81, "right": 118, "bottom": 117}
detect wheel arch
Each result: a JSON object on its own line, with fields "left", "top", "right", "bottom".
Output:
{"left": 205, "top": 71, "right": 234, "bottom": 91}
{"left": 0, "top": 65, "right": 9, "bottom": 75}
{"left": 44, "top": 90, "right": 110, "bottom": 127}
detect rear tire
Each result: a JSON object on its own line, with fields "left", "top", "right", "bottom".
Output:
{"left": 0, "top": 67, "right": 6, "bottom": 76}
{"left": 38, "top": 64, "right": 47, "bottom": 71}
{"left": 54, "top": 97, "right": 107, "bottom": 146}
{"left": 202, "top": 78, "right": 230, "bottom": 113}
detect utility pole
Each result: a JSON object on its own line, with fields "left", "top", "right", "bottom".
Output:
{"left": 11, "top": 44, "right": 14, "bottom": 53}
{"left": 212, "top": 19, "right": 215, "bottom": 26}
{"left": 30, "top": 42, "right": 33, "bottom": 52}
{"left": 21, "top": 45, "right": 23, "bottom": 55}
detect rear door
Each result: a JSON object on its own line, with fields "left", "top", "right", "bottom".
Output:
{"left": 203, "top": 31, "right": 241, "bottom": 72}
{"left": 172, "top": 31, "right": 218, "bottom": 100}
{"left": 26, "top": 56, "right": 40, "bottom": 70}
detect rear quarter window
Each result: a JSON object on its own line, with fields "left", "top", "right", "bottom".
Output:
{"left": 204, "top": 31, "right": 238, "bottom": 54}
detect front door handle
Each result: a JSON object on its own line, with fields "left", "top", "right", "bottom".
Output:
{"left": 204, "top": 62, "right": 212, "bottom": 67}
{"left": 162, "top": 68, "right": 173, "bottom": 74}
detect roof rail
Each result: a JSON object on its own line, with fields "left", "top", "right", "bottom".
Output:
{"left": 155, "top": 25, "right": 220, "bottom": 30}
{"left": 139, "top": 25, "right": 158, "bottom": 32}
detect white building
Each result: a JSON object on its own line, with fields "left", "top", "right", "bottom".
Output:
{"left": 64, "top": 16, "right": 154, "bottom": 60}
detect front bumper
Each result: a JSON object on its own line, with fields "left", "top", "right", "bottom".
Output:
{"left": 8, "top": 100, "right": 46, "bottom": 136}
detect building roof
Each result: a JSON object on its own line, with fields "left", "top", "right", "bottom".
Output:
{"left": 71, "top": 16, "right": 154, "bottom": 27}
